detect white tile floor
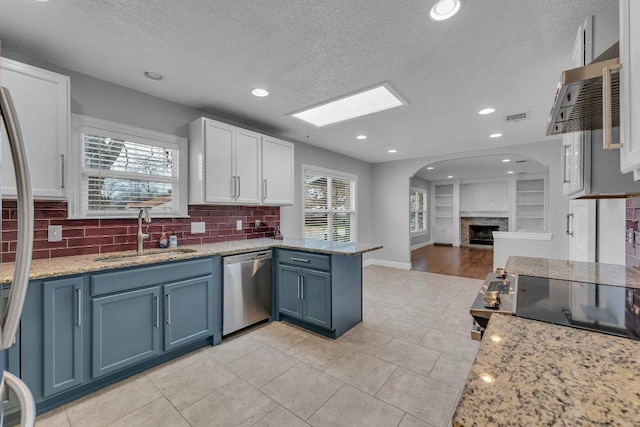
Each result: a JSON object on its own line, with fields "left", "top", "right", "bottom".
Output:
{"left": 35, "top": 266, "right": 483, "bottom": 427}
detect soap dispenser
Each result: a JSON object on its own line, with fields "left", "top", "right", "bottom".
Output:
{"left": 169, "top": 230, "right": 178, "bottom": 248}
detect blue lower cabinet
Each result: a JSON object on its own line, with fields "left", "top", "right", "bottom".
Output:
{"left": 163, "top": 276, "right": 214, "bottom": 351}
{"left": 301, "top": 269, "right": 331, "bottom": 329}
{"left": 92, "top": 287, "right": 160, "bottom": 378}
{"left": 278, "top": 265, "right": 304, "bottom": 319}
{"left": 43, "top": 277, "right": 83, "bottom": 397}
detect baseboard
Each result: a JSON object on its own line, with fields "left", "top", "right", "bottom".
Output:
{"left": 364, "top": 259, "right": 412, "bottom": 270}
{"left": 410, "top": 240, "right": 433, "bottom": 251}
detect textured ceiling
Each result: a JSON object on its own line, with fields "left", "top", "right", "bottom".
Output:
{"left": 0, "top": 0, "right": 618, "bottom": 163}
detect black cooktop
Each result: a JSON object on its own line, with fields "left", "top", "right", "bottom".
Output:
{"left": 515, "top": 275, "right": 640, "bottom": 341}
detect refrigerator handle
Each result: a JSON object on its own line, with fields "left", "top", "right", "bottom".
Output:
{"left": 3, "top": 371, "right": 36, "bottom": 427}
{"left": 0, "top": 87, "right": 34, "bottom": 350}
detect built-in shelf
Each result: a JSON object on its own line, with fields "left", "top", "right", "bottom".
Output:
{"left": 515, "top": 178, "right": 546, "bottom": 233}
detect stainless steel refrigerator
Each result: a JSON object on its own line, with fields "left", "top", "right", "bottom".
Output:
{"left": 0, "top": 41, "right": 36, "bottom": 427}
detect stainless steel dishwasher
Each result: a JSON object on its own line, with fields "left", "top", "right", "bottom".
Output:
{"left": 223, "top": 250, "right": 272, "bottom": 335}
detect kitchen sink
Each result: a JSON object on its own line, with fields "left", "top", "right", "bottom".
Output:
{"left": 95, "top": 248, "right": 198, "bottom": 262}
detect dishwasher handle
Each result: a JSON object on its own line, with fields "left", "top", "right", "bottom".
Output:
{"left": 223, "top": 251, "right": 272, "bottom": 265}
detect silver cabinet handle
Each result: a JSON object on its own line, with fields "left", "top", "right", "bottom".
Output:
{"left": 290, "top": 257, "right": 310, "bottom": 263}
{"left": 301, "top": 276, "right": 304, "bottom": 300}
{"left": 603, "top": 63, "right": 623, "bottom": 149}
{"left": 297, "top": 275, "right": 301, "bottom": 299}
{"left": 566, "top": 213, "right": 574, "bottom": 236}
{"left": 60, "top": 154, "right": 65, "bottom": 189}
{"left": 237, "top": 175, "right": 241, "bottom": 197}
{"left": 4, "top": 371, "right": 36, "bottom": 427}
{"left": 263, "top": 179, "right": 268, "bottom": 200}
{"left": 0, "top": 87, "right": 34, "bottom": 350}
{"left": 154, "top": 296, "right": 159, "bottom": 327}
{"left": 231, "top": 176, "right": 237, "bottom": 198}
{"left": 561, "top": 144, "right": 570, "bottom": 184}
{"left": 166, "top": 294, "right": 171, "bottom": 324}
{"left": 76, "top": 288, "right": 82, "bottom": 326}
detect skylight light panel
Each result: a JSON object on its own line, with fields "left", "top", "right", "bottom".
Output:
{"left": 290, "top": 85, "right": 405, "bottom": 127}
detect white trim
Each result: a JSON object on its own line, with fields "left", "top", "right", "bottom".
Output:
{"left": 364, "top": 259, "right": 412, "bottom": 270}
{"left": 411, "top": 240, "right": 433, "bottom": 250}
{"left": 492, "top": 231, "right": 553, "bottom": 241}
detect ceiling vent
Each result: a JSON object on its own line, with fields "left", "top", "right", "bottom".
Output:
{"left": 504, "top": 112, "right": 529, "bottom": 123}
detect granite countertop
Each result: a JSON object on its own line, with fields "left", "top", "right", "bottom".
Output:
{"left": 506, "top": 256, "right": 640, "bottom": 289}
{"left": 0, "top": 238, "right": 382, "bottom": 284}
{"left": 453, "top": 314, "right": 640, "bottom": 427}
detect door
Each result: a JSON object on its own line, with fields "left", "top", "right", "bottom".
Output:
{"left": 235, "top": 129, "right": 261, "bottom": 204}
{"left": 301, "top": 269, "right": 332, "bottom": 329}
{"left": 278, "top": 265, "right": 303, "bottom": 319}
{"left": 163, "top": 276, "right": 214, "bottom": 351}
{"left": 43, "top": 277, "right": 83, "bottom": 397}
{"left": 619, "top": 0, "right": 640, "bottom": 175}
{"left": 568, "top": 199, "right": 596, "bottom": 262}
{"left": 92, "top": 287, "right": 160, "bottom": 377}
{"left": 0, "top": 58, "right": 69, "bottom": 199}
{"left": 204, "top": 120, "right": 235, "bottom": 203}
{"left": 262, "top": 136, "right": 294, "bottom": 205}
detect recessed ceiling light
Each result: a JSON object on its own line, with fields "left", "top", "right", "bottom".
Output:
{"left": 501, "top": 159, "right": 511, "bottom": 163}
{"left": 141, "top": 70, "right": 165, "bottom": 81}
{"left": 507, "top": 171, "right": 515, "bottom": 174}
{"left": 478, "top": 107, "right": 495, "bottom": 115}
{"left": 427, "top": 166, "right": 435, "bottom": 170}
{"left": 251, "top": 88, "right": 269, "bottom": 97}
{"left": 447, "top": 175, "right": 453, "bottom": 179}
{"left": 490, "top": 133, "right": 503, "bottom": 138}
{"left": 289, "top": 84, "right": 405, "bottom": 127}
{"left": 356, "top": 135, "right": 368, "bottom": 140}
{"left": 430, "top": 0, "right": 463, "bottom": 21}
{"left": 388, "top": 149, "right": 397, "bottom": 153}
{"left": 35, "top": 0, "right": 49, "bottom": 2}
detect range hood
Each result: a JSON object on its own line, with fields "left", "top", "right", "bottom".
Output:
{"left": 547, "top": 43, "right": 620, "bottom": 139}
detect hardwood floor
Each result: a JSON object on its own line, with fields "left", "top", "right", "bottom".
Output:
{"left": 411, "top": 245, "right": 493, "bottom": 280}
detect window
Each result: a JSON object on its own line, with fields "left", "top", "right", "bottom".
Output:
{"left": 410, "top": 188, "right": 428, "bottom": 233}
{"left": 69, "top": 115, "right": 188, "bottom": 218}
{"left": 303, "top": 165, "right": 356, "bottom": 242}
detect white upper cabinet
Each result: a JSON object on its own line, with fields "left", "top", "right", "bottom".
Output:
{"left": 189, "top": 117, "right": 294, "bottom": 206}
{"left": 619, "top": 0, "right": 640, "bottom": 175}
{"left": 261, "top": 136, "right": 294, "bottom": 205}
{"left": 1, "top": 58, "right": 69, "bottom": 199}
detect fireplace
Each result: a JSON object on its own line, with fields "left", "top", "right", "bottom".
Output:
{"left": 469, "top": 225, "right": 500, "bottom": 246}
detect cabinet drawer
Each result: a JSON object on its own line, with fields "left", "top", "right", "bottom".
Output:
{"left": 91, "top": 258, "right": 213, "bottom": 296}
{"left": 278, "top": 250, "right": 330, "bottom": 271}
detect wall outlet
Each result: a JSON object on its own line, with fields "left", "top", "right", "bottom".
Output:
{"left": 236, "top": 220, "right": 243, "bottom": 231}
{"left": 255, "top": 220, "right": 261, "bottom": 228}
{"left": 48, "top": 225, "right": 62, "bottom": 242}
{"left": 191, "top": 222, "right": 206, "bottom": 234}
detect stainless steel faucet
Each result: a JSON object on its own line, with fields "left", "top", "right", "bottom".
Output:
{"left": 137, "top": 208, "right": 151, "bottom": 253}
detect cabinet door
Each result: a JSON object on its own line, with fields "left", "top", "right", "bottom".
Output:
{"left": 235, "top": 129, "right": 261, "bottom": 204}
{"left": 0, "top": 58, "right": 69, "bottom": 199}
{"left": 163, "top": 276, "right": 214, "bottom": 351}
{"left": 278, "top": 265, "right": 303, "bottom": 319}
{"left": 92, "top": 287, "right": 160, "bottom": 378}
{"left": 43, "top": 277, "right": 83, "bottom": 397}
{"left": 568, "top": 199, "right": 596, "bottom": 262}
{"left": 301, "top": 269, "right": 332, "bottom": 329}
{"left": 620, "top": 0, "right": 640, "bottom": 175}
{"left": 204, "top": 120, "right": 235, "bottom": 203}
{"left": 262, "top": 137, "right": 294, "bottom": 205}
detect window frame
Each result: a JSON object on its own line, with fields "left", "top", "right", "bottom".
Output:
{"left": 68, "top": 114, "right": 188, "bottom": 219}
{"left": 410, "top": 187, "right": 428, "bottom": 235}
{"left": 301, "top": 164, "right": 357, "bottom": 242}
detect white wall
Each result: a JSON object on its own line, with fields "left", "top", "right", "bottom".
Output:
{"left": 459, "top": 181, "right": 509, "bottom": 213}
{"left": 371, "top": 140, "right": 568, "bottom": 267}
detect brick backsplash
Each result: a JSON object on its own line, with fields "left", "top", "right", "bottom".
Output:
{"left": 1, "top": 200, "right": 279, "bottom": 262}
{"left": 626, "top": 196, "right": 640, "bottom": 272}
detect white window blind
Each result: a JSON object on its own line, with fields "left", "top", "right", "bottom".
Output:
{"left": 70, "top": 115, "right": 187, "bottom": 218}
{"left": 304, "top": 167, "right": 356, "bottom": 242}
{"left": 410, "top": 189, "right": 428, "bottom": 233}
